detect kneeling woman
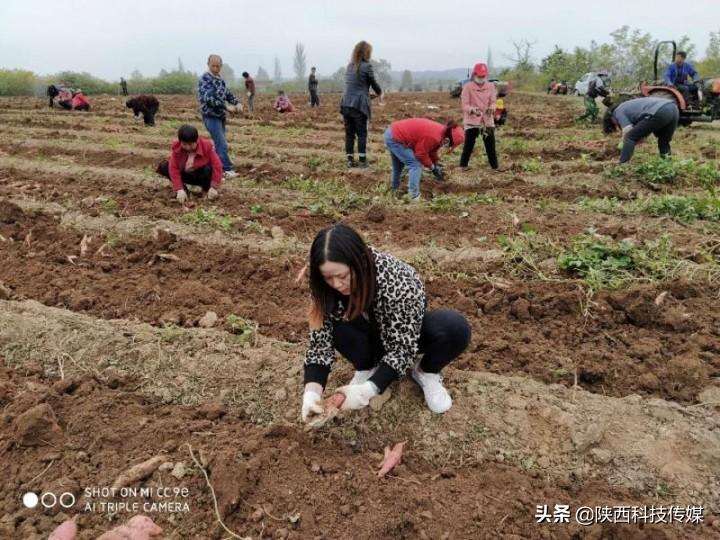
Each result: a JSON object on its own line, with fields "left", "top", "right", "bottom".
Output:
{"left": 301, "top": 224, "right": 471, "bottom": 421}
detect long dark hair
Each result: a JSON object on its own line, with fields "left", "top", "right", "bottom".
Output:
{"left": 308, "top": 224, "right": 375, "bottom": 329}
{"left": 351, "top": 41, "right": 373, "bottom": 75}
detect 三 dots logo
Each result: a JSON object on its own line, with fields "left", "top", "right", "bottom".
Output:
{"left": 22, "top": 491, "right": 76, "bottom": 509}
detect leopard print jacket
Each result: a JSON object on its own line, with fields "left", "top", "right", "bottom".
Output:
{"left": 304, "top": 248, "right": 426, "bottom": 377}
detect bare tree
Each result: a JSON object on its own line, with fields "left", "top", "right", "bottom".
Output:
{"left": 256, "top": 66, "right": 270, "bottom": 81}
{"left": 274, "top": 56, "right": 282, "bottom": 83}
{"left": 506, "top": 40, "right": 537, "bottom": 72}
{"left": 293, "top": 42, "right": 307, "bottom": 80}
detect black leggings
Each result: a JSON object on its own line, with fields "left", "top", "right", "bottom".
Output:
{"left": 342, "top": 107, "right": 368, "bottom": 158}
{"left": 460, "top": 127, "right": 498, "bottom": 169}
{"left": 310, "top": 90, "right": 320, "bottom": 107}
{"left": 333, "top": 309, "right": 471, "bottom": 375}
{"left": 156, "top": 160, "right": 212, "bottom": 191}
{"left": 620, "top": 103, "right": 679, "bottom": 163}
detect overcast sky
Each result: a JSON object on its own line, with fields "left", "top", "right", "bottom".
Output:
{"left": 1, "top": 0, "right": 718, "bottom": 79}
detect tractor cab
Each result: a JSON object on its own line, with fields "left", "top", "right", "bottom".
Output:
{"left": 640, "top": 40, "right": 720, "bottom": 125}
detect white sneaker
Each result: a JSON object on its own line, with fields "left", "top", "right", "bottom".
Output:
{"left": 411, "top": 363, "right": 452, "bottom": 413}
{"left": 223, "top": 170, "right": 239, "bottom": 178}
{"left": 410, "top": 195, "right": 422, "bottom": 204}
{"left": 349, "top": 367, "right": 377, "bottom": 385}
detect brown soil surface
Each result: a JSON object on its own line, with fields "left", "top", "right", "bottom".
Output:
{"left": 1, "top": 364, "right": 717, "bottom": 540}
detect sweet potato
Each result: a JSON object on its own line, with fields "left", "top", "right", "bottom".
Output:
{"left": 48, "top": 518, "right": 78, "bottom": 540}
{"left": 97, "top": 515, "right": 163, "bottom": 540}
{"left": 320, "top": 392, "right": 345, "bottom": 410}
{"left": 112, "top": 455, "right": 165, "bottom": 489}
{"left": 377, "top": 441, "right": 405, "bottom": 478}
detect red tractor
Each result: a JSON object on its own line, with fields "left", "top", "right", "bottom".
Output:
{"left": 640, "top": 40, "right": 720, "bottom": 126}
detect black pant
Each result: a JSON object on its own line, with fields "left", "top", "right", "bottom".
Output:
{"left": 156, "top": 160, "right": 212, "bottom": 191}
{"left": 58, "top": 100, "right": 72, "bottom": 110}
{"left": 138, "top": 104, "right": 159, "bottom": 126}
{"left": 460, "top": 127, "right": 498, "bottom": 169}
{"left": 333, "top": 309, "right": 471, "bottom": 376}
{"left": 310, "top": 90, "right": 320, "bottom": 107}
{"left": 619, "top": 103, "right": 678, "bottom": 163}
{"left": 342, "top": 106, "right": 368, "bottom": 158}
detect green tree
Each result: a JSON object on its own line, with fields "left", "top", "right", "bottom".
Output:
{"left": 400, "top": 69, "right": 413, "bottom": 91}
{"left": 697, "top": 30, "right": 720, "bottom": 76}
{"left": 0, "top": 69, "right": 37, "bottom": 95}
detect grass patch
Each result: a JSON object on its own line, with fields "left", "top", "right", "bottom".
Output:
{"left": 604, "top": 156, "right": 720, "bottom": 190}
{"left": 429, "top": 193, "right": 497, "bottom": 212}
{"left": 286, "top": 175, "right": 368, "bottom": 217}
{"left": 498, "top": 230, "right": 558, "bottom": 279}
{"left": 521, "top": 157, "right": 545, "bottom": 174}
{"left": 179, "top": 208, "right": 234, "bottom": 231}
{"left": 577, "top": 194, "right": 720, "bottom": 223}
{"left": 558, "top": 234, "right": 689, "bottom": 290}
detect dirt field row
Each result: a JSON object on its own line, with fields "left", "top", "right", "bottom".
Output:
{"left": 0, "top": 91, "right": 718, "bottom": 538}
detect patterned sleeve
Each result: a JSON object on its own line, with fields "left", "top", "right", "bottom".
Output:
{"left": 198, "top": 75, "right": 224, "bottom": 108}
{"left": 304, "top": 317, "right": 336, "bottom": 369}
{"left": 374, "top": 265, "right": 426, "bottom": 377}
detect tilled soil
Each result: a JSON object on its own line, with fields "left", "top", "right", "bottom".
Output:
{"left": 1, "top": 365, "right": 717, "bottom": 540}
{"left": 0, "top": 91, "right": 718, "bottom": 538}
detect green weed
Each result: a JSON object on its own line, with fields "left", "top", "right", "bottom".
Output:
{"left": 558, "top": 234, "right": 684, "bottom": 290}
{"left": 225, "top": 314, "right": 256, "bottom": 344}
{"left": 429, "top": 193, "right": 497, "bottom": 212}
{"left": 179, "top": 208, "right": 233, "bottom": 231}
{"left": 521, "top": 157, "right": 545, "bottom": 174}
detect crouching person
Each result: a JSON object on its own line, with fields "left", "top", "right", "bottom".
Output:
{"left": 301, "top": 224, "right": 471, "bottom": 422}
{"left": 274, "top": 90, "right": 294, "bottom": 113}
{"left": 156, "top": 125, "right": 223, "bottom": 203}
{"left": 126, "top": 95, "right": 160, "bottom": 126}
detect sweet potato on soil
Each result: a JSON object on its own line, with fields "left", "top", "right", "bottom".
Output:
{"left": 48, "top": 518, "right": 78, "bottom": 540}
{"left": 377, "top": 441, "right": 406, "bottom": 478}
{"left": 112, "top": 455, "right": 165, "bottom": 489}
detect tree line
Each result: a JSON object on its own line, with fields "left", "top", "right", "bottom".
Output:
{"left": 1, "top": 29, "right": 718, "bottom": 96}
{"left": 499, "top": 26, "right": 720, "bottom": 91}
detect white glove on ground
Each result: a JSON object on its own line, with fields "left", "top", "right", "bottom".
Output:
{"left": 302, "top": 390, "right": 323, "bottom": 421}
{"left": 176, "top": 190, "right": 187, "bottom": 203}
{"left": 337, "top": 381, "right": 379, "bottom": 410}
{"left": 207, "top": 187, "right": 219, "bottom": 200}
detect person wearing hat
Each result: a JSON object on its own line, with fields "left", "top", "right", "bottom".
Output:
{"left": 576, "top": 70, "right": 610, "bottom": 123}
{"left": 383, "top": 118, "right": 465, "bottom": 202}
{"left": 459, "top": 63, "right": 498, "bottom": 170}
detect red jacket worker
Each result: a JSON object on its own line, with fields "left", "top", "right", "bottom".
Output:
{"left": 156, "top": 125, "right": 224, "bottom": 203}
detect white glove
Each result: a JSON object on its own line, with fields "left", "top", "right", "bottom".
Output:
{"left": 176, "top": 190, "right": 187, "bottom": 203}
{"left": 302, "top": 390, "right": 323, "bottom": 421}
{"left": 337, "top": 381, "right": 379, "bottom": 411}
{"left": 207, "top": 187, "right": 219, "bottom": 200}
{"left": 247, "top": 91, "right": 252, "bottom": 97}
